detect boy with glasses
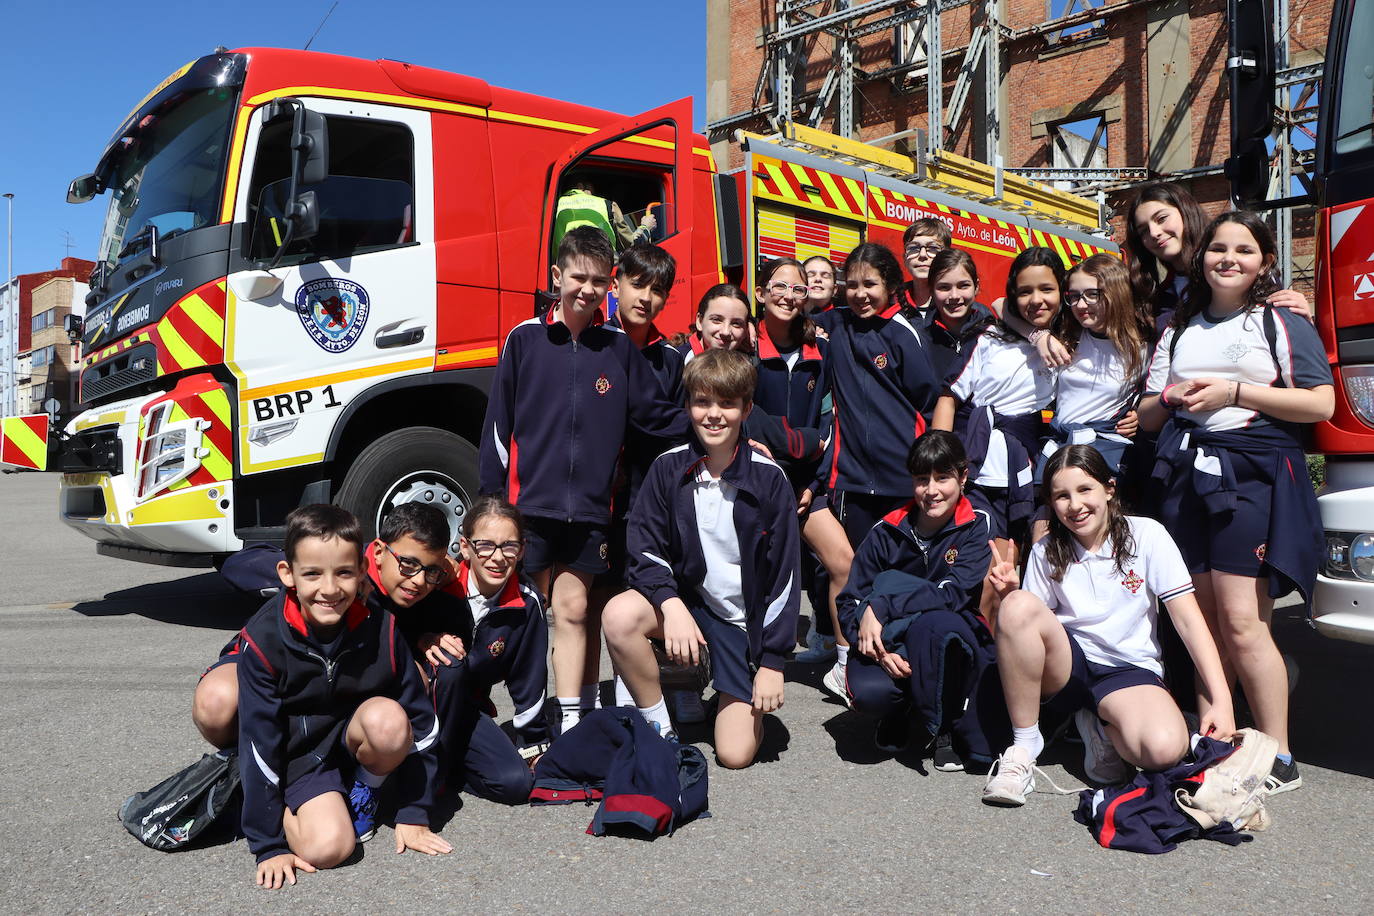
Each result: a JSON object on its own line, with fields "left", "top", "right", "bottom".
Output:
{"left": 898, "top": 218, "right": 954, "bottom": 324}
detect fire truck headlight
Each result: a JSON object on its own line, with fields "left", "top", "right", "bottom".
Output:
{"left": 1339, "top": 366, "right": 1374, "bottom": 428}
{"left": 1349, "top": 533, "right": 1374, "bottom": 581}
{"left": 1327, "top": 534, "right": 1352, "bottom": 576}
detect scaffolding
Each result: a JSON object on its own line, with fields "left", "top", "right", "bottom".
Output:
{"left": 706, "top": 0, "right": 1321, "bottom": 272}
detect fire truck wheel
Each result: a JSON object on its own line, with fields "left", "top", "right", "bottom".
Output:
{"left": 335, "top": 426, "right": 479, "bottom": 556}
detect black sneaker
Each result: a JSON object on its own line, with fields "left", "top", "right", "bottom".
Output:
{"left": 933, "top": 733, "right": 964, "bottom": 772}
{"left": 1265, "top": 756, "right": 1302, "bottom": 796}
{"left": 874, "top": 711, "right": 912, "bottom": 754}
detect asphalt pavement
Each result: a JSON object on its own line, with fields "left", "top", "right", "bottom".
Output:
{"left": 2, "top": 470, "right": 1372, "bottom": 913}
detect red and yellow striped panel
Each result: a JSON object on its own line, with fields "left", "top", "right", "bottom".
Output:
{"left": 139, "top": 375, "right": 234, "bottom": 488}
{"left": 0, "top": 415, "right": 49, "bottom": 470}
{"left": 752, "top": 154, "right": 868, "bottom": 221}
{"left": 1028, "top": 229, "right": 1115, "bottom": 266}
{"left": 757, "top": 203, "right": 864, "bottom": 265}
{"left": 86, "top": 280, "right": 227, "bottom": 377}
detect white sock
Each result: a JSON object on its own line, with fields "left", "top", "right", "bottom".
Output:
{"left": 637, "top": 696, "right": 672, "bottom": 734}
{"left": 579, "top": 683, "right": 602, "bottom": 712}
{"left": 614, "top": 675, "right": 634, "bottom": 707}
{"left": 835, "top": 644, "right": 850, "bottom": 668}
{"left": 356, "top": 765, "right": 386, "bottom": 788}
{"left": 558, "top": 697, "right": 582, "bottom": 730}
{"left": 1012, "top": 724, "right": 1044, "bottom": 761}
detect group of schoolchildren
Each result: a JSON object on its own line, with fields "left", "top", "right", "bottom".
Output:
{"left": 195, "top": 182, "right": 1334, "bottom": 886}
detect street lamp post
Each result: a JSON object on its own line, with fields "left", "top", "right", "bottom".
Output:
{"left": 3, "top": 192, "right": 13, "bottom": 417}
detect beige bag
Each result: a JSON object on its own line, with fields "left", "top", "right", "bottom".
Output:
{"left": 1174, "top": 727, "right": 1277, "bottom": 832}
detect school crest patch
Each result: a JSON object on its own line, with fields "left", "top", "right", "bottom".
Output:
{"left": 594, "top": 374, "right": 612, "bottom": 396}
{"left": 944, "top": 547, "right": 959, "bottom": 564}
{"left": 873, "top": 352, "right": 889, "bottom": 369}
{"left": 599, "top": 541, "right": 609, "bottom": 560}
{"left": 1255, "top": 542, "right": 1268, "bottom": 561}
{"left": 807, "top": 377, "right": 817, "bottom": 392}
{"left": 1122, "top": 569, "right": 1144, "bottom": 594}
{"left": 487, "top": 637, "right": 506, "bottom": 658}
{"left": 294, "top": 278, "right": 370, "bottom": 353}
{"left": 1223, "top": 342, "right": 1249, "bottom": 363}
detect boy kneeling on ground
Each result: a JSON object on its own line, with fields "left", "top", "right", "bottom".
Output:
{"left": 237, "top": 505, "right": 450, "bottom": 888}
{"left": 604, "top": 348, "right": 800, "bottom": 767}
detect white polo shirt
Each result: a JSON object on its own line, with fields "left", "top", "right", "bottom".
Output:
{"left": 1022, "top": 516, "right": 1195, "bottom": 676}
{"left": 948, "top": 331, "right": 1054, "bottom": 487}
{"left": 465, "top": 568, "right": 492, "bottom": 627}
{"left": 692, "top": 465, "right": 747, "bottom": 629}
{"left": 1055, "top": 331, "right": 1146, "bottom": 428}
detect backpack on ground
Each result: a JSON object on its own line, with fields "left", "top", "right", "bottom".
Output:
{"left": 119, "top": 748, "right": 242, "bottom": 851}
{"left": 1174, "top": 727, "right": 1277, "bottom": 832}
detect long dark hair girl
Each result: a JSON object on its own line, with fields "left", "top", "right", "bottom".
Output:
{"left": 1041, "top": 444, "right": 1135, "bottom": 582}
{"left": 1125, "top": 182, "right": 1209, "bottom": 311}
{"left": 1171, "top": 211, "right": 1280, "bottom": 330}
{"left": 993, "top": 246, "right": 1069, "bottom": 342}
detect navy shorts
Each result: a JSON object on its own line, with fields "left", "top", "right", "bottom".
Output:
{"left": 1042, "top": 633, "right": 1164, "bottom": 717}
{"left": 594, "top": 519, "right": 629, "bottom": 589}
{"left": 522, "top": 516, "right": 609, "bottom": 577}
{"left": 832, "top": 490, "right": 908, "bottom": 550}
{"left": 200, "top": 652, "right": 238, "bottom": 680}
{"left": 1165, "top": 448, "right": 1274, "bottom": 579}
{"left": 686, "top": 603, "right": 755, "bottom": 703}
{"left": 283, "top": 761, "right": 349, "bottom": 814}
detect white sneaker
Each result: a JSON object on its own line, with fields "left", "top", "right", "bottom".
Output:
{"left": 982, "top": 746, "right": 1036, "bottom": 807}
{"left": 1075, "top": 709, "right": 1134, "bottom": 786}
{"left": 822, "top": 663, "right": 852, "bottom": 708}
{"left": 669, "top": 689, "right": 707, "bottom": 725}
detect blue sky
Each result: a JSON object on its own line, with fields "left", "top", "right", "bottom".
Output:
{"left": 0, "top": 0, "right": 706, "bottom": 278}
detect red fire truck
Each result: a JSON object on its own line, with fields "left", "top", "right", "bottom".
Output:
{"left": 1229, "top": 0, "right": 1374, "bottom": 643}
{"left": 3, "top": 47, "right": 1113, "bottom": 564}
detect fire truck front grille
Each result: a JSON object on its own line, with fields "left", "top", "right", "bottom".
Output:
{"left": 81, "top": 343, "right": 158, "bottom": 402}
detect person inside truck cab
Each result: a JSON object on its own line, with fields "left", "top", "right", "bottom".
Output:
{"left": 552, "top": 178, "right": 656, "bottom": 254}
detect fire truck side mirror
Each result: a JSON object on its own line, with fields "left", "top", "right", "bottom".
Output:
{"left": 1225, "top": 0, "right": 1275, "bottom": 207}
{"left": 294, "top": 108, "right": 330, "bottom": 187}
{"left": 291, "top": 191, "right": 321, "bottom": 242}
{"left": 67, "top": 173, "right": 101, "bottom": 204}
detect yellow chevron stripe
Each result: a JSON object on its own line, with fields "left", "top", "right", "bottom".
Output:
{"left": 157, "top": 318, "right": 206, "bottom": 371}
{"left": 1, "top": 417, "right": 47, "bottom": 470}
{"left": 128, "top": 486, "right": 225, "bottom": 526}
{"left": 1015, "top": 226, "right": 1032, "bottom": 247}
{"left": 843, "top": 177, "right": 866, "bottom": 210}
{"left": 200, "top": 443, "right": 232, "bottom": 482}
{"left": 178, "top": 294, "right": 225, "bottom": 344}
{"left": 199, "top": 389, "right": 232, "bottom": 428}
{"left": 816, "top": 170, "right": 858, "bottom": 217}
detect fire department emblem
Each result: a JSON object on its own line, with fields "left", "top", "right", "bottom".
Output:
{"left": 1122, "top": 569, "right": 1144, "bottom": 594}
{"left": 1255, "top": 542, "right": 1268, "bottom": 561}
{"left": 944, "top": 547, "right": 958, "bottom": 564}
{"left": 488, "top": 637, "right": 506, "bottom": 658}
{"left": 295, "top": 278, "right": 370, "bottom": 354}
{"left": 594, "top": 374, "right": 612, "bottom": 396}
{"left": 874, "top": 352, "right": 889, "bottom": 369}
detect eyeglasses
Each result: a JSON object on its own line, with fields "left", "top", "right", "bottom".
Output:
{"left": 1063, "top": 289, "right": 1102, "bottom": 305}
{"left": 769, "top": 282, "right": 808, "bottom": 297}
{"left": 470, "top": 539, "right": 524, "bottom": 560}
{"left": 384, "top": 543, "right": 447, "bottom": 585}
{"left": 905, "top": 244, "right": 944, "bottom": 256}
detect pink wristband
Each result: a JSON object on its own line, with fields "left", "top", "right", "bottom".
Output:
{"left": 1161, "top": 384, "right": 1176, "bottom": 408}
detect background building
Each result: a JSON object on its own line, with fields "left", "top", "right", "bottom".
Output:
{"left": 706, "top": 0, "right": 1327, "bottom": 295}
{"left": 1, "top": 257, "right": 94, "bottom": 416}
{"left": 26, "top": 275, "right": 90, "bottom": 418}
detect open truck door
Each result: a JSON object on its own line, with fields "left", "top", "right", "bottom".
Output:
{"left": 537, "top": 98, "right": 696, "bottom": 323}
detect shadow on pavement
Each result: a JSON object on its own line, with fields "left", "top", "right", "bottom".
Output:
{"left": 1276, "top": 606, "right": 1374, "bottom": 779}
{"left": 71, "top": 572, "right": 260, "bottom": 631}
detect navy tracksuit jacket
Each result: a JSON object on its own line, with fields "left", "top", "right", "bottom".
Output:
{"left": 606, "top": 315, "right": 687, "bottom": 528}
{"left": 746, "top": 323, "right": 830, "bottom": 492}
{"left": 236, "top": 591, "right": 439, "bottom": 863}
{"left": 531, "top": 708, "right": 710, "bottom": 837}
{"left": 815, "top": 305, "right": 941, "bottom": 498}
{"left": 479, "top": 308, "right": 689, "bottom": 524}
{"left": 626, "top": 439, "right": 801, "bottom": 673}
{"left": 926, "top": 303, "right": 995, "bottom": 385}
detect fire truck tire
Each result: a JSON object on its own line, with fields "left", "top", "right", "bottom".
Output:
{"left": 334, "top": 426, "right": 479, "bottom": 554}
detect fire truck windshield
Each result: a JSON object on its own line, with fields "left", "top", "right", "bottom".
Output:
{"left": 94, "top": 85, "right": 238, "bottom": 275}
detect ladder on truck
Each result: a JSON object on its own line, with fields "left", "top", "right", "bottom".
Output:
{"left": 739, "top": 121, "right": 1106, "bottom": 233}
